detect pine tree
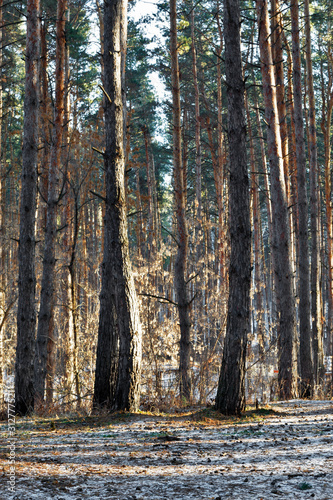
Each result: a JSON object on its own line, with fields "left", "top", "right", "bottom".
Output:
{"left": 215, "top": 0, "right": 251, "bottom": 415}
{"left": 15, "top": 0, "right": 40, "bottom": 415}
{"left": 93, "top": 0, "right": 142, "bottom": 411}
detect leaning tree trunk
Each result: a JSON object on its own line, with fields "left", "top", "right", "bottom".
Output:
{"left": 291, "top": 0, "right": 314, "bottom": 397}
{"left": 34, "top": 0, "right": 67, "bottom": 405}
{"left": 256, "top": 0, "right": 298, "bottom": 400}
{"left": 93, "top": 0, "right": 142, "bottom": 412}
{"left": 170, "top": 0, "right": 191, "bottom": 401}
{"left": 215, "top": 0, "right": 251, "bottom": 415}
{"left": 15, "top": 0, "right": 40, "bottom": 416}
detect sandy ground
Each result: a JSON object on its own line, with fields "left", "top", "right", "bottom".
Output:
{"left": 0, "top": 399, "right": 332, "bottom": 499}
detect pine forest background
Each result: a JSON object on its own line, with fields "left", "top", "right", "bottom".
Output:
{"left": 1, "top": 0, "right": 333, "bottom": 413}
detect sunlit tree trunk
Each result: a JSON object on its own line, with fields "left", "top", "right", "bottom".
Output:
{"left": 170, "top": 0, "right": 191, "bottom": 401}
{"left": 245, "top": 93, "right": 265, "bottom": 360}
{"left": 93, "top": 0, "right": 142, "bottom": 411}
{"left": 215, "top": 0, "right": 251, "bottom": 415}
{"left": 15, "top": 0, "right": 40, "bottom": 415}
{"left": 321, "top": 57, "right": 333, "bottom": 376}
{"left": 256, "top": 0, "right": 298, "bottom": 400}
{"left": 271, "top": 0, "right": 296, "bottom": 279}
{"left": 284, "top": 37, "right": 299, "bottom": 269}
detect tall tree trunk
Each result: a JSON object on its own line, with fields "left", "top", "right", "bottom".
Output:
{"left": 291, "top": 0, "right": 314, "bottom": 397}
{"left": 215, "top": 3, "right": 225, "bottom": 284}
{"left": 245, "top": 93, "right": 265, "bottom": 364}
{"left": 304, "top": 0, "right": 324, "bottom": 387}
{"left": 271, "top": 0, "right": 291, "bottom": 203}
{"left": 143, "top": 126, "right": 155, "bottom": 258}
{"left": 68, "top": 191, "right": 81, "bottom": 407}
{"left": 215, "top": 0, "right": 251, "bottom": 415}
{"left": 170, "top": 0, "right": 191, "bottom": 401}
{"left": 0, "top": 0, "right": 3, "bottom": 408}
{"left": 15, "top": 0, "right": 40, "bottom": 415}
{"left": 321, "top": 70, "right": 333, "bottom": 380}
{"left": 34, "top": 0, "right": 67, "bottom": 404}
{"left": 191, "top": 4, "right": 202, "bottom": 237}
{"left": 93, "top": 0, "right": 142, "bottom": 411}
{"left": 256, "top": 0, "right": 298, "bottom": 400}
{"left": 271, "top": 0, "right": 296, "bottom": 278}
{"left": 284, "top": 36, "right": 299, "bottom": 278}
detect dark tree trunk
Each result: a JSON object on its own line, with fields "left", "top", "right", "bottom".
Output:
{"left": 0, "top": 0, "right": 3, "bottom": 408}
{"left": 15, "top": 0, "right": 40, "bottom": 416}
{"left": 34, "top": 0, "right": 67, "bottom": 404}
{"left": 290, "top": 0, "right": 314, "bottom": 397}
{"left": 93, "top": 0, "right": 142, "bottom": 412}
{"left": 304, "top": 0, "right": 324, "bottom": 387}
{"left": 215, "top": 0, "right": 251, "bottom": 415}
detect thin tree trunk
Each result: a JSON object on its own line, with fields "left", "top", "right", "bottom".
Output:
{"left": 38, "top": 21, "right": 50, "bottom": 233}
{"left": 215, "top": 2, "right": 225, "bottom": 284}
{"left": 321, "top": 73, "right": 333, "bottom": 377}
{"left": 215, "top": 0, "right": 251, "bottom": 415}
{"left": 143, "top": 126, "right": 155, "bottom": 258}
{"left": 245, "top": 93, "right": 265, "bottom": 362}
{"left": 170, "top": 0, "right": 191, "bottom": 401}
{"left": 191, "top": 3, "right": 202, "bottom": 237}
{"left": 93, "top": 0, "right": 142, "bottom": 411}
{"left": 0, "top": 0, "right": 3, "bottom": 408}
{"left": 15, "top": 0, "right": 40, "bottom": 415}
{"left": 271, "top": 0, "right": 291, "bottom": 204}
{"left": 271, "top": 0, "right": 297, "bottom": 283}
{"left": 256, "top": 0, "right": 298, "bottom": 400}
{"left": 284, "top": 36, "right": 299, "bottom": 275}
{"left": 290, "top": 0, "right": 314, "bottom": 397}
{"left": 34, "top": 0, "right": 67, "bottom": 404}
{"left": 68, "top": 192, "right": 81, "bottom": 407}
{"left": 304, "top": 0, "right": 324, "bottom": 386}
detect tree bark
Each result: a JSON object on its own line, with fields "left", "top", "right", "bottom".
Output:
{"left": 170, "top": 0, "right": 191, "bottom": 401}
{"left": 245, "top": 93, "right": 265, "bottom": 361}
{"left": 321, "top": 55, "right": 333, "bottom": 378}
{"left": 191, "top": 4, "right": 202, "bottom": 234}
{"left": 93, "top": 0, "right": 142, "bottom": 412}
{"left": 215, "top": 3, "right": 225, "bottom": 284}
{"left": 290, "top": 0, "right": 314, "bottom": 397}
{"left": 256, "top": 0, "right": 298, "bottom": 400}
{"left": 15, "top": 0, "right": 40, "bottom": 415}
{"left": 304, "top": 0, "right": 324, "bottom": 387}
{"left": 0, "top": 0, "right": 3, "bottom": 408}
{"left": 215, "top": 0, "right": 251, "bottom": 415}
{"left": 34, "top": 0, "right": 67, "bottom": 404}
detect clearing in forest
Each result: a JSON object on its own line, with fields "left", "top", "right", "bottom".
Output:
{"left": 0, "top": 400, "right": 332, "bottom": 499}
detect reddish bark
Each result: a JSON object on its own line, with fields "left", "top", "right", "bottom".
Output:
{"left": 256, "top": 0, "right": 298, "bottom": 399}
{"left": 34, "top": 0, "right": 67, "bottom": 404}
{"left": 170, "top": 0, "right": 191, "bottom": 400}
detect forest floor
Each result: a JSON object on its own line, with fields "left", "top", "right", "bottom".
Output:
{"left": 0, "top": 399, "right": 332, "bottom": 499}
